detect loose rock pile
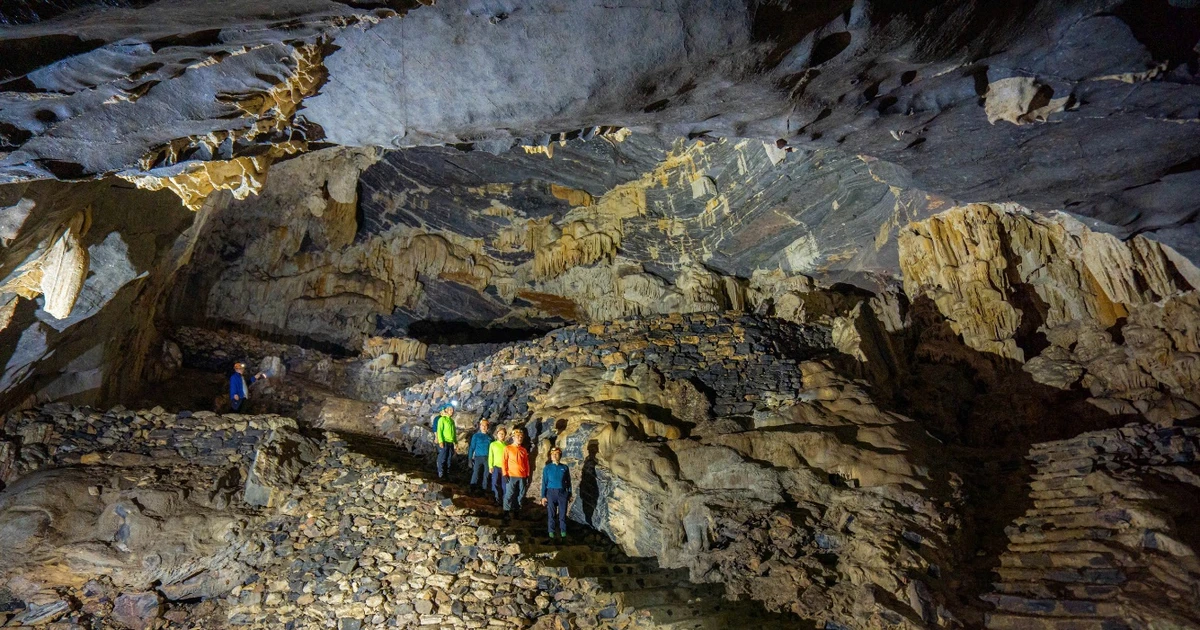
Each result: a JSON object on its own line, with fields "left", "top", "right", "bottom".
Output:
{"left": 0, "top": 404, "right": 804, "bottom": 629}
{"left": 172, "top": 327, "right": 518, "bottom": 404}
{"left": 374, "top": 313, "right": 960, "bottom": 629}
{"left": 380, "top": 311, "right": 832, "bottom": 446}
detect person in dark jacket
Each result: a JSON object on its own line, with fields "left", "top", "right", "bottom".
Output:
{"left": 540, "top": 447, "right": 572, "bottom": 540}
{"left": 229, "top": 362, "right": 266, "bottom": 412}
{"left": 467, "top": 419, "right": 492, "bottom": 494}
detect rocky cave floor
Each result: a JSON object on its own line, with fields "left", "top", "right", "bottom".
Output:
{"left": 0, "top": 405, "right": 804, "bottom": 630}
{"left": 2, "top": 313, "right": 1199, "bottom": 630}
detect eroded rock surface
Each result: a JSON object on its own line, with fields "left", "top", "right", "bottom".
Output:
{"left": 0, "top": 403, "right": 809, "bottom": 629}
{"left": 3, "top": 0, "right": 1199, "bottom": 262}
{"left": 899, "top": 203, "right": 1200, "bottom": 423}
{"left": 530, "top": 361, "right": 960, "bottom": 628}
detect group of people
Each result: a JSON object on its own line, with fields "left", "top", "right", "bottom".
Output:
{"left": 432, "top": 405, "right": 573, "bottom": 541}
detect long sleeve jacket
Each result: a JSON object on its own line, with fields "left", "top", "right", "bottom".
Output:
{"left": 435, "top": 415, "right": 456, "bottom": 445}
{"left": 487, "top": 440, "right": 507, "bottom": 471}
{"left": 468, "top": 431, "right": 492, "bottom": 458}
{"left": 229, "top": 373, "right": 255, "bottom": 399}
{"left": 502, "top": 444, "right": 530, "bottom": 478}
{"left": 541, "top": 462, "right": 571, "bottom": 498}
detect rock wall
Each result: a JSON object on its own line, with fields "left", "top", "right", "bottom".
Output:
{"left": 171, "top": 326, "right": 433, "bottom": 404}
{"left": 898, "top": 203, "right": 1200, "bottom": 424}
{"left": 169, "top": 139, "right": 935, "bottom": 349}
{"left": 0, "top": 404, "right": 315, "bottom": 625}
{"left": 0, "top": 178, "right": 196, "bottom": 411}
{"left": 377, "top": 312, "right": 833, "bottom": 446}
{"left": 0, "top": 403, "right": 808, "bottom": 629}
{"left": 371, "top": 311, "right": 963, "bottom": 628}
{"left": 529, "top": 361, "right": 961, "bottom": 629}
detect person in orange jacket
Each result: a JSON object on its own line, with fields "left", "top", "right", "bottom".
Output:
{"left": 502, "top": 428, "right": 530, "bottom": 515}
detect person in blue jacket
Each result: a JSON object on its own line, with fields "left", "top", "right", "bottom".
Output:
{"left": 467, "top": 419, "right": 493, "bottom": 494}
{"left": 229, "top": 362, "right": 266, "bottom": 412}
{"left": 539, "top": 447, "right": 572, "bottom": 541}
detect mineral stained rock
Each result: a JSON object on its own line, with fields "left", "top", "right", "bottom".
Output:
{"left": 3, "top": 0, "right": 1199, "bottom": 260}
{"left": 899, "top": 203, "right": 1200, "bottom": 423}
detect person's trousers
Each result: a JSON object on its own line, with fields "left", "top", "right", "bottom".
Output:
{"left": 436, "top": 444, "right": 453, "bottom": 478}
{"left": 231, "top": 398, "right": 245, "bottom": 412}
{"left": 492, "top": 469, "right": 506, "bottom": 503}
{"left": 504, "top": 476, "right": 528, "bottom": 512}
{"left": 470, "top": 456, "right": 489, "bottom": 488}
{"left": 545, "top": 487, "right": 569, "bottom": 535}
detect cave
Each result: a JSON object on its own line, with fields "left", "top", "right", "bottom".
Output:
{"left": 1, "top": 1, "right": 1199, "bottom": 629}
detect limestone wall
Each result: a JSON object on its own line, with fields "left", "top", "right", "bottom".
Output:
{"left": 899, "top": 203, "right": 1200, "bottom": 424}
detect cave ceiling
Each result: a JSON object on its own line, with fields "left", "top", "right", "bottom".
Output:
{"left": 1, "top": 0, "right": 1198, "bottom": 262}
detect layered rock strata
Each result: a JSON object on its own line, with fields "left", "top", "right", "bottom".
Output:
{"left": 378, "top": 312, "right": 833, "bottom": 443}
{"left": 984, "top": 423, "right": 1200, "bottom": 630}
{"left": 3, "top": 0, "right": 1198, "bottom": 260}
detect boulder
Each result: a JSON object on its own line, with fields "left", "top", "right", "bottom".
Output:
{"left": 111, "top": 591, "right": 162, "bottom": 630}
{"left": 244, "top": 427, "right": 319, "bottom": 508}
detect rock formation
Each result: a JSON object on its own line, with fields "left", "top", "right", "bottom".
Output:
{"left": 1, "top": 1, "right": 1200, "bottom": 628}
{"left": 899, "top": 203, "right": 1200, "bottom": 424}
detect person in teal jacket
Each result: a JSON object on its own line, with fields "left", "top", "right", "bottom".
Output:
{"left": 540, "top": 447, "right": 572, "bottom": 540}
{"left": 434, "top": 405, "right": 456, "bottom": 478}
{"left": 467, "top": 419, "right": 492, "bottom": 493}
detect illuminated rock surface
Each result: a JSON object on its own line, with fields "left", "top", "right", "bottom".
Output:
{"left": 1, "top": 1, "right": 1199, "bottom": 628}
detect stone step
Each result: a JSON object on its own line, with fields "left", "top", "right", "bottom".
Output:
{"left": 1011, "top": 509, "right": 1133, "bottom": 531}
{"left": 999, "top": 551, "right": 1122, "bottom": 570}
{"left": 1034, "top": 456, "right": 1098, "bottom": 474}
{"left": 994, "top": 567, "right": 1125, "bottom": 586}
{"left": 1029, "top": 487, "right": 1099, "bottom": 501}
{"left": 597, "top": 573, "right": 686, "bottom": 592}
{"left": 985, "top": 612, "right": 1131, "bottom": 630}
{"left": 1024, "top": 505, "right": 1100, "bottom": 517}
{"left": 1006, "top": 539, "right": 1127, "bottom": 556}
{"left": 982, "top": 593, "right": 1123, "bottom": 617}
{"left": 990, "top": 582, "right": 1120, "bottom": 601}
{"left": 1029, "top": 477, "right": 1090, "bottom": 492}
{"left": 1032, "top": 496, "right": 1102, "bottom": 510}
{"left": 1007, "top": 528, "right": 1116, "bottom": 545}
{"left": 631, "top": 602, "right": 801, "bottom": 630}
{"left": 614, "top": 584, "right": 725, "bottom": 610}
{"left": 575, "top": 562, "right": 667, "bottom": 578}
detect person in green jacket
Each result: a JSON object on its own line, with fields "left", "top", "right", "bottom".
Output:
{"left": 435, "top": 405, "right": 456, "bottom": 478}
{"left": 487, "top": 426, "right": 509, "bottom": 505}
